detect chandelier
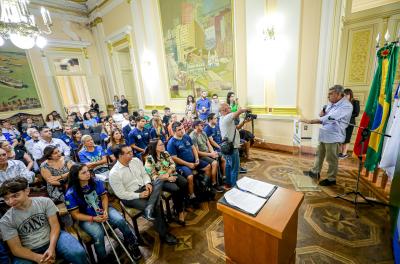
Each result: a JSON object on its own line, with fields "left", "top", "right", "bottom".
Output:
{"left": 0, "top": 0, "right": 52, "bottom": 49}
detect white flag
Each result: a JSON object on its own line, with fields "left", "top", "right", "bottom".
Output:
{"left": 380, "top": 84, "right": 400, "bottom": 180}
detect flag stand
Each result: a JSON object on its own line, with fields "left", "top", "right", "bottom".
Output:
{"left": 334, "top": 120, "right": 390, "bottom": 217}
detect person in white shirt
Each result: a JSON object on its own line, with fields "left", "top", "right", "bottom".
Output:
{"left": 0, "top": 148, "right": 34, "bottom": 185}
{"left": 45, "top": 114, "right": 62, "bottom": 131}
{"left": 121, "top": 112, "right": 130, "bottom": 129}
{"left": 31, "top": 127, "right": 70, "bottom": 162}
{"left": 25, "top": 128, "right": 40, "bottom": 155}
{"left": 1, "top": 121, "right": 20, "bottom": 140}
{"left": 112, "top": 108, "right": 124, "bottom": 127}
{"left": 109, "top": 145, "right": 178, "bottom": 245}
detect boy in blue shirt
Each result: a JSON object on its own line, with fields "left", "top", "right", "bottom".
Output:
{"left": 167, "top": 122, "right": 211, "bottom": 206}
{"left": 196, "top": 90, "right": 211, "bottom": 121}
{"left": 204, "top": 113, "right": 223, "bottom": 150}
{"left": 128, "top": 116, "right": 151, "bottom": 158}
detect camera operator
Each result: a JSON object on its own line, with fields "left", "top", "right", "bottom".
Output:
{"left": 219, "top": 103, "right": 247, "bottom": 189}
{"left": 237, "top": 113, "right": 255, "bottom": 160}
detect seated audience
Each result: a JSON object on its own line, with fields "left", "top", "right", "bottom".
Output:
{"left": 162, "top": 107, "right": 171, "bottom": 127}
{"left": 65, "top": 164, "right": 142, "bottom": 261}
{"left": 0, "top": 177, "right": 87, "bottom": 264}
{"left": 128, "top": 116, "right": 151, "bottom": 159}
{"left": 190, "top": 121, "right": 225, "bottom": 191}
{"left": 182, "top": 110, "right": 195, "bottom": 133}
{"left": 74, "top": 112, "right": 84, "bottom": 123}
{"left": 167, "top": 114, "right": 178, "bottom": 137}
{"left": 24, "top": 128, "right": 40, "bottom": 156}
{"left": 78, "top": 135, "right": 108, "bottom": 175}
{"left": 0, "top": 129, "right": 16, "bottom": 148}
{"left": 138, "top": 109, "right": 151, "bottom": 130}
{"left": 39, "top": 145, "right": 73, "bottom": 204}
{"left": 150, "top": 116, "right": 167, "bottom": 143}
{"left": 2, "top": 121, "right": 21, "bottom": 142}
{"left": 21, "top": 118, "right": 36, "bottom": 140}
{"left": 0, "top": 149, "right": 34, "bottom": 185}
{"left": 89, "top": 109, "right": 100, "bottom": 123}
{"left": 144, "top": 139, "right": 187, "bottom": 225}
{"left": 0, "top": 141, "right": 34, "bottom": 171}
{"left": 99, "top": 111, "right": 107, "bottom": 123}
{"left": 109, "top": 145, "right": 178, "bottom": 245}
{"left": 83, "top": 112, "right": 98, "bottom": 129}
{"left": 107, "top": 129, "right": 126, "bottom": 161}
{"left": 70, "top": 129, "right": 82, "bottom": 153}
{"left": 121, "top": 112, "right": 130, "bottom": 128}
{"left": 60, "top": 125, "right": 73, "bottom": 146}
{"left": 65, "top": 114, "right": 80, "bottom": 130}
{"left": 167, "top": 122, "right": 212, "bottom": 206}
{"left": 31, "top": 127, "right": 71, "bottom": 163}
{"left": 45, "top": 113, "right": 62, "bottom": 132}
{"left": 112, "top": 108, "right": 124, "bottom": 126}
{"left": 204, "top": 113, "right": 222, "bottom": 150}
{"left": 122, "top": 116, "right": 136, "bottom": 140}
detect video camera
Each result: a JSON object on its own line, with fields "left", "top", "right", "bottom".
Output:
{"left": 244, "top": 110, "right": 257, "bottom": 120}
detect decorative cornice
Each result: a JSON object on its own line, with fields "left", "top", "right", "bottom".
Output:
{"left": 31, "top": 0, "right": 88, "bottom": 14}
{"left": 270, "top": 107, "right": 298, "bottom": 116}
{"left": 47, "top": 39, "right": 91, "bottom": 48}
{"left": 89, "top": 17, "right": 103, "bottom": 28}
{"left": 247, "top": 105, "right": 269, "bottom": 114}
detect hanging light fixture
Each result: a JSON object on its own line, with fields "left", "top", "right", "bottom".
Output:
{"left": 0, "top": 0, "right": 53, "bottom": 49}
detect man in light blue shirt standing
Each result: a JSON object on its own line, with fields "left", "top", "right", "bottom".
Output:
{"left": 196, "top": 90, "right": 211, "bottom": 121}
{"left": 301, "top": 85, "right": 353, "bottom": 186}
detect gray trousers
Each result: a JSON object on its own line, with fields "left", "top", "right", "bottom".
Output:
{"left": 312, "top": 142, "right": 339, "bottom": 181}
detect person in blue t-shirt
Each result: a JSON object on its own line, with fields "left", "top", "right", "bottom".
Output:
{"left": 123, "top": 116, "right": 136, "bottom": 141}
{"left": 60, "top": 125, "right": 73, "bottom": 146}
{"left": 196, "top": 90, "right": 211, "bottom": 121}
{"left": 166, "top": 121, "right": 211, "bottom": 206}
{"left": 128, "top": 116, "right": 151, "bottom": 158}
{"left": 204, "top": 113, "right": 223, "bottom": 150}
{"left": 78, "top": 135, "right": 108, "bottom": 173}
{"left": 65, "top": 163, "right": 142, "bottom": 261}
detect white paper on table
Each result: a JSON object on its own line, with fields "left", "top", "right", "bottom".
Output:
{"left": 224, "top": 188, "right": 267, "bottom": 215}
{"left": 236, "top": 176, "right": 276, "bottom": 198}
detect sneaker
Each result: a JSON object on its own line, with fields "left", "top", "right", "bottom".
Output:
{"left": 161, "top": 233, "right": 178, "bottom": 245}
{"left": 318, "top": 179, "right": 336, "bottom": 186}
{"left": 239, "top": 167, "right": 247, "bottom": 174}
{"left": 338, "top": 153, "right": 348, "bottom": 159}
{"left": 127, "top": 244, "right": 142, "bottom": 261}
{"left": 212, "top": 184, "right": 224, "bottom": 193}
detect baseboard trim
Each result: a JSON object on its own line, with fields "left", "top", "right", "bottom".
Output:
{"left": 253, "top": 139, "right": 317, "bottom": 155}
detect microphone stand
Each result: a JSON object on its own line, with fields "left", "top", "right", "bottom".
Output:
{"left": 329, "top": 117, "right": 390, "bottom": 216}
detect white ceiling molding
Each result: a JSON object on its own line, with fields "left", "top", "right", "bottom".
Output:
{"left": 31, "top": 0, "right": 88, "bottom": 13}
{"left": 30, "top": 8, "right": 89, "bottom": 24}
{"left": 105, "top": 25, "right": 133, "bottom": 43}
{"left": 47, "top": 39, "right": 91, "bottom": 48}
{"left": 88, "top": 0, "right": 124, "bottom": 20}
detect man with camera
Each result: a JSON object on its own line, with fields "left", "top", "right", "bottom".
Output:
{"left": 219, "top": 103, "right": 248, "bottom": 189}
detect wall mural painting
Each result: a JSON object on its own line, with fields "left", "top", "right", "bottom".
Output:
{"left": 0, "top": 43, "right": 41, "bottom": 112}
{"left": 159, "top": 0, "right": 234, "bottom": 98}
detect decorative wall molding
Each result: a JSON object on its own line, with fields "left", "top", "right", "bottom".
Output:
{"left": 47, "top": 39, "right": 91, "bottom": 48}
{"left": 88, "top": 0, "right": 124, "bottom": 18}
{"left": 89, "top": 17, "right": 103, "bottom": 28}
{"left": 105, "top": 25, "right": 133, "bottom": 44}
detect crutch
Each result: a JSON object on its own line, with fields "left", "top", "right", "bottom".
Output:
{"left": 86, "top": 198, "right": 135, "bottom": 263}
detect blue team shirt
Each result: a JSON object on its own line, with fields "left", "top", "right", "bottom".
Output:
{"left": 65, "top": 179, "right": 107, "bottom": 216}
{"left": 204, "top": 124, "right": 222, "bottom": 145}
{"left": 128, "top": 127, "right": 150, "bottom": 150}
{"left": 60, "top": 134, "right": 73, "bottom": 146}
{"left": 196, "top": 98, "right": 211, "bottom": 120}
{"left": 122, "top": 125, "right": 134, "bottom": 140}
{"left": 167, "top": 134, "right": 195, "bottom": 162}
{"left": 150, "top": 127, "right": 167, "bottom": 143}
{"left": 78, "top": 145, "right": 105, "bottom": 164}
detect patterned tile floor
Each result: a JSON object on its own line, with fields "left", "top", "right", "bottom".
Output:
{"left": 110, "top": 149, "right": 393, "bottom": 264}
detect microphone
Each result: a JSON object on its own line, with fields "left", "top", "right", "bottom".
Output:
{"left": 328, "top": 116, "right": 335, "bottom": 121}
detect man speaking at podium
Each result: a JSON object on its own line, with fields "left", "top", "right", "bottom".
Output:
{"left": 301, "top": 85, "right": 353, "bottom": 186}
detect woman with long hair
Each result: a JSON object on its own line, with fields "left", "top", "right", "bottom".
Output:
{"left": 150, "top": 116, "right": 167, "bottom": 143}
{"left": 83, "top": 112, "right": 98, "bottom": 129}
{"left": 167, "top": 113, "right": 178, "bottom": 137}
{"left": 65, "top": 164, "right": 142, "bottom": 261}
{"left": 0, "top": 140, "right": 33, "bottom": 171}
{"left": 107, "top": 129, "right": 126, "bottom": 161}
{"left": 144, "top": 139, "right": 187, "bottom": 225}
{"left": 39, "top": 145, "right": 74, "bottom": 203}
{"left": 340, "top": 88, "right": 360, "bottom": 158}
{"left": 70, "top": 129, "right": 83, "bottom": 152}
{"left": 185, "top": 95, "right": 196, "bottom": 116}
{"left": 45, "top": 113, "right": 62, "bottom": 131}
{"left": 181, "top": 110, "right": 194, "bottom": 133}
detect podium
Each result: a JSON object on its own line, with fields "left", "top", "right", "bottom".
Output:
{"left": 217, "top": 187, "right": 304, "bottom": 264}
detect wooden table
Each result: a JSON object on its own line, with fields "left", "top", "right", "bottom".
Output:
{"left": 217, "top": 187, "right": 304, "bottom": 264}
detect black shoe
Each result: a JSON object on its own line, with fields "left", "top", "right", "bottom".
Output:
{"left": 212, "top": 184, "right": 224, "bottom": 193}
{"left": 127, "top": 244, "right": 142, "bottom": 261}
{"left": 189, "top": 197, "right": 200, "bottom": 209}
{"left": 161, "top": 233, "right": 178, "bottom": 245}
{"left": 239, "top": 167, "right": 247, "bottom": 174}
{"left": 303, "top": 170, "right": 320, "bottom": 179}
{"left": 143, "top": 205, "right": 156, "bottom": 221}
{"left": 319, "top": 179, "right": 336, "bottom": 186}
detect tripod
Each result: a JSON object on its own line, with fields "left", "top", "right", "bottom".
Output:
{"left": 333, "top": 118, "right": 390, "bottom": 216}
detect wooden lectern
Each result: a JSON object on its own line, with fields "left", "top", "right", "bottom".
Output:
{"left": 217, "top": 187, "right": 304, "bottom": 264}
